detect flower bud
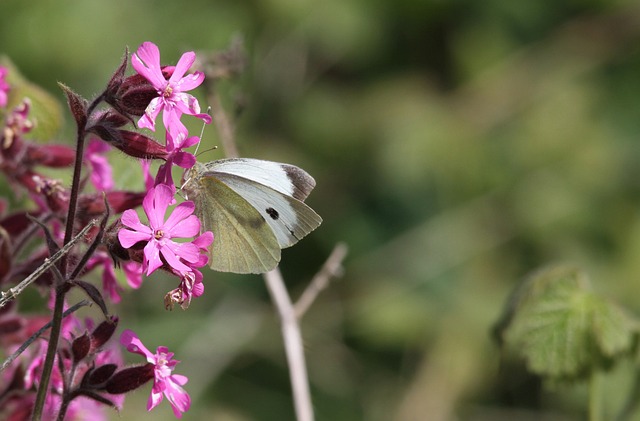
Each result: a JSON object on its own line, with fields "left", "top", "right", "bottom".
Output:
{"left": 25, "top": 144, "right": 75, "bottom": 168}
{"left": 85, "top": 364, "right": 118, "bottom": 387}
{"left": 90, "top": 316, "right": 118, "bottom": 350}
{"left": 72, "top": 333, "right": 92, "bottom": 362}
{"left": 114, "top": 131, "right": 168, "bottom": 160}
{"left": 105, "top": 363, "right": 155, "bottom": 394}
{"left": 78, "top": 191, "right": 145, "bottom": 223}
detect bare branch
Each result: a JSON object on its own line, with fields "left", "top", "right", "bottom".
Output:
{"left": 295, "top": 242, "right": 348, "bottom": 319}
{"left": 264, "top": 268, "right": 314, "bottom": 421}
{"left": 0, "top": 219, "right": 98, "bottom": 310}
{"left": 200, "top": 40, "right": 316, "bottom": 421}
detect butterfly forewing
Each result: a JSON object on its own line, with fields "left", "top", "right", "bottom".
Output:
{"left": 212, "top": 172, "right": 322, "bottom": 248}
{"left": 203, "top": 158, "right": 316, "bottom": 201}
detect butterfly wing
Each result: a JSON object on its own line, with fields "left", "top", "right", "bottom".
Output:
{"left": 188, "top": 172, "right": 281, "bottom": 274}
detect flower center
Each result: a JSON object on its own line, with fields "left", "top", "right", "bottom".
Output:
{"left": 162, "top": 85, "right": 173, "bottom": 98}
{"left": 154, "top": 229, "right": 164, "bottom": 240}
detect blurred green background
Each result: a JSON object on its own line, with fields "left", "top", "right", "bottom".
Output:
{"left": 4, "top": 0, "right": 640, "bottom": 420}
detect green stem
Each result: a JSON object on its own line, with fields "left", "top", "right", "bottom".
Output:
{"left": 589, "top": 370, "right": 603, "bottom": 421}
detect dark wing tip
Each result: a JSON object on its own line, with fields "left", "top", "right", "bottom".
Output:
{"left": 284, "top": 165, "right": 316, "bottom": 201}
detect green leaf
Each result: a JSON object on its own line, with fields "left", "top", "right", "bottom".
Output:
{"left": 502, "top": 265, "right": 638, "bottom": 381}
{"left": 0, "top": 56, "right": 64, "bottom": 141}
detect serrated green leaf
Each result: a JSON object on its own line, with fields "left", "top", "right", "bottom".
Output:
{"left": 493, "top": 264, "right": 586, "bottom": 344}
{"left": 502, "top": 265, "right": 638, "bottom": 381}
{"left": 0, "top": 56, "right": 64, "bottom": 141}
{"left": 591, "top": 297, "right": 636, "bottom": 357}
{"left": 505, "top": 280, "right": 592, "bottom": 379}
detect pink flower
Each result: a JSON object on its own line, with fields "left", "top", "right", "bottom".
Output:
{"left": 86, "top": 252, "right": 143, "bottom": 303}
{"left": 0, "top": 66, "right": 9, "bottom": 107}
{"left": 165, "top": 231, "right": 213, "bottom": 309}
{"left": 85, "top": 138, "right": 114, "bottom": 191}
{"left": 155, "top": 124, "right": 198, "bottom": 187}
{"left": 131, "top": 42, "right": 211, "bottom": 140}
{"left": 120, "top": 330, "right": 190, "bottom": 418}
{"left": 118, "top": 184, "right": 201, "bottom": 276}
{"left": 141, "top": 160, "right": 155, "bottom": 191}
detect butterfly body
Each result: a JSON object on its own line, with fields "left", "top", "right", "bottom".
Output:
{"left": 182, "top": 159, "right": 322, "bottom": 274}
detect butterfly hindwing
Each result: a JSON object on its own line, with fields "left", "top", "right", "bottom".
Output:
{"left": 191, "top": 174, "right": 281, "bottom": 274}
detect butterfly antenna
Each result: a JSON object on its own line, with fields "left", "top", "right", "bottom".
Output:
{"left": 193, "top": 106, "right": 212, "bottom": 156}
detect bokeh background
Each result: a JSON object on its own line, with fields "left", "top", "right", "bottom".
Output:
{"left": 4, "top": 0, "right": 640, "bottom": 420}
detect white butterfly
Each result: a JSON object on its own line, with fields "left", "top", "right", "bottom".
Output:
{"left": 182, "top": 158, "right": 322, "bottom": 274}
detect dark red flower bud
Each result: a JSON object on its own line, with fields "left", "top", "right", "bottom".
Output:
{"left": 104, "top": 220, "right": 132, "bottom": 264}
{"left": 105, "top": 363, "right": 155, "bottom": 394}
{"left": 100, "top": 110, "right": 130, "bottom": 128}
{"left": 0, "top": 210, "right": 43, "bottom": 239}
{"left": 59, "top": 83, "right": 88, "bottom": 129}
{"left": 115, "top": 131, "right": 168, "bottom": 160}
{"left": 106, "top": 191, "right": 146, "bottom": 214}
{"left": 78, "top": 192, "right": 145, "bottom": 225}
{"left": 105, "top": 48, "right": 129, "bottom": 98}
{"left": 116, "top": 83, "right": 158, "bottom": 117}
{"left": 85, "top": 364, "right": 118, "bottom": 387}
{"left": 72, "top": 332, "right": 92, "bottom": 362}
{"left": 14, "top": 170, "right": 44, "bottom": 195}
{"left": 87, "top": 122, "right": 124, "bottom": 145}
{"left": 0, "top": 317, "right": 23, "bottom": 335}
{"left": 25, "top": 144, "right": 75, "bottom": 168}
{"left": 87, "top": 110, "right": 132, "bottom": 145}
{"left": 90, "top": 316, "right": 118, "bottom": 350}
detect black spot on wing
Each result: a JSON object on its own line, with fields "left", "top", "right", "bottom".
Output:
{"left": 266, "top": 207, "right": 280, "bottom": 220}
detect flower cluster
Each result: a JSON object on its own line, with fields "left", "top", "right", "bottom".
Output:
{"left": 0, "top": 41, "right": 214, "bottom": 419}
{"left": 108, "top": 41, "right": 214, "bottom": 310}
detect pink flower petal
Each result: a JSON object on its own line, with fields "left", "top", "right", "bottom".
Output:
{"left": 193, "top": 231, "right": 214, "bottom": 250}
{"left": 132, "top": 42, "right": 166, "bottom": 89}
{"left": 120, "top": 329, "right": 154, "bottom": 360}
{"left": 172, "top": 151, "right": 196, "bottom": 169}
{"left": 102, "top": 263, "right": 122, "bottom": 303}
{"left": 144, "top": 241, "right": 164, "bottom": 275}
{"left": 120, "top": 209, "right": 150, "bottom": 233}
{"left": 168, "top": 214, "right": 201, "bottom": 239}
{"left": 173, "top": 93, "right": 202, "bottom": 116}
{"left": 118, "top": 228, "right": 151, "bottom": 248}
{"left": 160, "top": 246, "right": 194, "bottom": 273}
{"left": 163, "top": 201, "right": 195, "bottom": 232}
{"left": 147, "top": 389, "right": 163, "bottom": 411}
{"left": 168, "top": 51, "right": 196, "bottom": 84}
{"left": 146, "top": 185, "right": 174, "bottom": 230}
{"left": 173, "top": 71, "right": 205, "bottom": 92}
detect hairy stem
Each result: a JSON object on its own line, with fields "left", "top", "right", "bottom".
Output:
{"left": 31, "top": 286, "right": 66, "bottom": 421}
{"left": 61, "top": 123, "right": 87, "bottom": 274}
{"left": 33, "top": 95, "right": 92, "bottom": 420}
